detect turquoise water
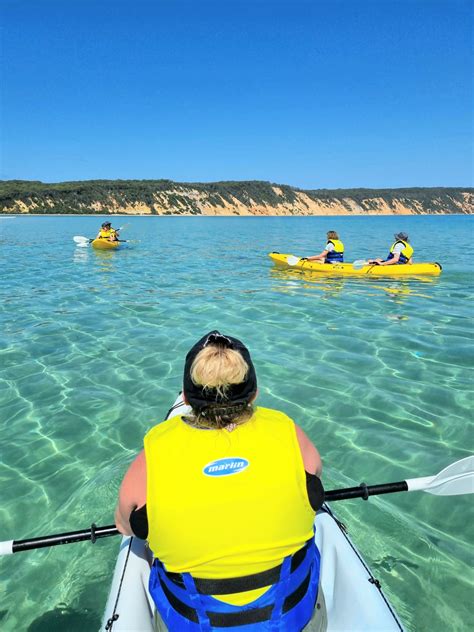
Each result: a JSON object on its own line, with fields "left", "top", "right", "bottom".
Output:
{"left": 0, "top": 214, "right": 473, "bottom": 632}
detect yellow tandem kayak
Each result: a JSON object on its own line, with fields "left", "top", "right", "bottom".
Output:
{"left": 269, "top": 253, "right": 442, "bottom": 276}
{"left": 91, "top": 239, "right": 121, "bottom": 250}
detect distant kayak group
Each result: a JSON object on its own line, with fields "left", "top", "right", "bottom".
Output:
{"left": 84, "top": 222, "right": 442, "bottom": 276}
{"left": 92, "top": 224, "right": 415, "bottom": 265}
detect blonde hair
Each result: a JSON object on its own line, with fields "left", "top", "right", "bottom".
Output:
{"left": 327, "top": 230, "right": 339, "bottom": 240}
{"left": 186, "top": 345, "right": 254, "bottom": 429}
{"left": 190, "top": 345, "right": 249, "bottom": 396}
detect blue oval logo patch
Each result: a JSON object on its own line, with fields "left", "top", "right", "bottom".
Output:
{"left": 203, "top": 457, "right": 249, "bottom": 477}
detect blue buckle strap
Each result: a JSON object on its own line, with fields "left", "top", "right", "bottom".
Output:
{"left": 158, "top": 569, "right": 312, "bottom": 627}
{"left": 386, "top": 252, "right": 408, "bottom": 264}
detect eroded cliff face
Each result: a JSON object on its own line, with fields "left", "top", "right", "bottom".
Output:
{"left": 1, "top": 181, "right": 472, "bottom": 215}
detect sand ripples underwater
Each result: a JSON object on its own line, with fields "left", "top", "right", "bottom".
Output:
{"left": 0, "top": 215, "right": 473, "bottom": 631}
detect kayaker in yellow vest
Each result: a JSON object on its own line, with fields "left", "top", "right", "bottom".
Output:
{"left": 96, "top": 221, "right": 119, "bottom": 242}
{"left": 304, "top": 231, "right": 344, "bottom": 263}
{"left": 369, "top": 232, "right": 414, "bottom": 266}
{"left": 115, "top": 331, "right": 327, "bottom": 631}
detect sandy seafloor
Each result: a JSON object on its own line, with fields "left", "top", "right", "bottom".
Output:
{"left": 0, "top": 214, "right": 473, "bottom": 631}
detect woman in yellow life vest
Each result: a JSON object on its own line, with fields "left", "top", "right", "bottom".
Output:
{"left": 369, "top": 232, "right": 414, "bottom": 266}
{"left": 96, "top": 221, "right": 119, "bottom": 242}
{"left": 304, "top": 231, "right": 344, "bottom": 263}
{"left": 115, "top": 331, "right": 326, "bottom": 631}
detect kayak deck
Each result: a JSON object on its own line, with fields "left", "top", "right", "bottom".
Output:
{"left": 269, "top": 252, "right": 442, "bottom": 276}
{"left": 102, "top": 397, "right": 404, "bottom": 631}
{"left": 102, "top": 535, "right": 155, "bottom": 631}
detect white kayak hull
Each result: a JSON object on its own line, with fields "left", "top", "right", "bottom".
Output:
{"left": 102, "top": 398, "right": 404, "bottom": 631}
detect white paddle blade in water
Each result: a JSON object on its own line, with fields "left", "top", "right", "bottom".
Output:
{"left": 352, "top": 259, "right": 370, "bottom": 270}
{"left": 73, "top": 236, "right": 90, "bottom": 245}
{"left": 287, "top": 255, "right": 301, "bottom": 266}
{"left": 407, "top": 456, "right": 474, "bottom": 496}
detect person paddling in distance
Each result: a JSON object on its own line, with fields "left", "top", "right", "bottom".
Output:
{"left": 368, "top": 232, "right": 414, "bottom": 266}
{"left": 303, "top": 231, "right": 344, "bottom": 263}
{"left": 96, "top": 221, "right": 119, "bottom": 242}
{"left": 115, "top": 330, "right": 327, "bottom": 631}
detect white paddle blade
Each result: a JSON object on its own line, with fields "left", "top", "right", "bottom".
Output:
{"left": 427, "top": 455, "right": 474, "bottom": 496}
{"left": 352, "top": 259, "right": 369, "bottom": 270}
{"left": 73, "top": 236, "right": 90, "bottom": 244}
{"left": 287, "top": 255, "right": 301, "bottom": 266}
{"left": 407, "top": 456, "right": 474, "bottom": 496}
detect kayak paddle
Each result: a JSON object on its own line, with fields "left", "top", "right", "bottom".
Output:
{"left": 352, "top": 259, "right": 371, "bottom": 269}
{"left": 73, "top": 236, "right": 131, "bottom": 247}
{"left": 0, "top": 524, "right": 119, "bottom": 554}
{"left": 73, "top": 235, "right": 93, "bottom": 246}
{"left": 1, "top": 456, "right": 472, "bottom": 555}
{"left": 286, "top": 255, "right": 301, "bottom": 266}
{"left": 325, "top": 455, "right": 474, "bottom": 501}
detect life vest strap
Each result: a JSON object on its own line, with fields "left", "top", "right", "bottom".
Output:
{"left": 158, "top": 569, "right": 312, "bottom": 627}
{"left": 164, "top": 539, "right": 311, "bottom": 595}
{"left": 386, "top": 252, "right": 408, "bottom": 264}
{"left": 326, "top": 252, "right": 343, "bottom": 262}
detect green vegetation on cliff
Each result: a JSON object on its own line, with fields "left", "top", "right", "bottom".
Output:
{"left": 0, "top": 179, "right": 472, "bottom": 215}
{"left": 304, "top": 187, "right": 471, "bottom": 214}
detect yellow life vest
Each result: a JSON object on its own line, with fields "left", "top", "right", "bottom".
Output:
{"left": 326, "top": 239, "right": 344, "bottom": 262}
{"left": 144, "top": 407, "right": 315, "bottom": 604}
{"left": 98, "top": 228, "right": 116, "bottom": 239}
{"left": 390, "top": 240, "right": 413, "bottom": 263}
{"left": 327, "top": 239, "right": 344, "bottom": 253}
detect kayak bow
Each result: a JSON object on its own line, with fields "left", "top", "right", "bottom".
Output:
{"left": 91, "top": 239, "right": 121, "bottom": 250}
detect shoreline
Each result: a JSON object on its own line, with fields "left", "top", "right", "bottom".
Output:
{"left": 1, "top": 212, "right": 472, "bottom": 218}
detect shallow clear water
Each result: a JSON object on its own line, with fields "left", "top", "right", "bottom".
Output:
{"left": 0, "top": 214, "right": 473, "bottom": 632}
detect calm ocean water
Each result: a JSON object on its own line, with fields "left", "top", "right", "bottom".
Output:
{"left": 0, "top": 214, "right": 473, "bottom": 632}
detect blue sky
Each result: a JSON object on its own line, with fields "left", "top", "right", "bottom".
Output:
{"left": 1, "top": 0, "right": 472, "bottom": 188}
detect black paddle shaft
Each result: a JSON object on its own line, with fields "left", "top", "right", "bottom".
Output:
{"left": 325, "top": 480, "right": 408, "bottom": 502}
{"left": 12, "top": 524, "right": 119, "bottom": 553}
{"left": 8, "top": 481, "right": 410, "bottom": 553}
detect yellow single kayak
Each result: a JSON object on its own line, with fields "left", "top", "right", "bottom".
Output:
{"left": 269, "top": 253, "right": 442, "bottom": 276}
{"left": 91, "top": 239, "right": 121, "bottom": 250}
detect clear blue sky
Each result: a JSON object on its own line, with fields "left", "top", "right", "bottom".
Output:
{"left": 1, "top": 0, "right": 472, "bottom": 188}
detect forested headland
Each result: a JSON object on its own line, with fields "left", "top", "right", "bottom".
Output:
{"left": 0, "top": 179, "right": 472, "bottom": 215}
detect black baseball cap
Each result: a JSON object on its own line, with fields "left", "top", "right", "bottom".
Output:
{"left": 183, "top": 331, "right": 257, "bottom": 412}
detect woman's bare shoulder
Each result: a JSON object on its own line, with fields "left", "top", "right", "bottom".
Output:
{"left": 294, "top": 424, "right": 322, "bottom": 476}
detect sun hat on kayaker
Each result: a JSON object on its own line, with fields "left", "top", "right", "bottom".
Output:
{"left": 183, "top": 330, "right": 257, "bottom": 415}
{"left": 102, "top": 221, "right": 112, "bottom": 228}
{"left": 394, "top": 232, "right": 409, "bottom": 242}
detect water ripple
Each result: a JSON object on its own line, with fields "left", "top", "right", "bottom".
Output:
{"left": 0, "top": 215, "right": 473, "bottom": 631}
